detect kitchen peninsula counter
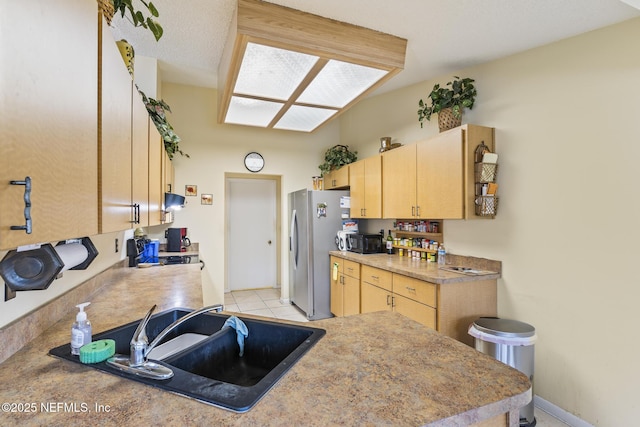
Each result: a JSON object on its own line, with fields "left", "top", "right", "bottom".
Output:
{"left": 330, "top": 250, "right": 501, "bottom": 284}
{"left": 0, "top": 264, "right": 528, "bottom": 426}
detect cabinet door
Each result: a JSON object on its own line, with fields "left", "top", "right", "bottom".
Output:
{"left": 0, "top": 0, "right": 98, "bottom": 249}
{"left": 161, "top": 150, "right": 174, "bottom": 222}
{"left": 349, "top": 160, "right": 365, "bottom": 218}
{"left": 382, "top": 144, "right": 416, "bottom": 218}
{"left": 417, "top": 129, "right": 464, "bottom": 219}
{"left": 132, "top": 89, "right": 150, "bottom": 227}
{"left": 330, "top": 257, "right": 343, "bottom": 317}
{"left": 324, "top": 167, "right": 349, "bottom": 189}
{"left": 343, "top": 274, "right": 360, "bottom": 316}
{"left": 148, "top": 125, "right": 163, "bottom": 226}
{"left": 361, "top": 282, "right": 392, "bottom": 314}
{"left": 363, "top": 156, "right": 382, "bottom": 218}
{"left": 99, "top": 18, "right": 133, "bottom": 233}
{"left": 394, "top": 294, "right": 437, "bottom": 329}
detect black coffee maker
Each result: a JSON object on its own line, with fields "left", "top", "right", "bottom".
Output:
{"left": 166, "top": 227, "right": 190, "bottom": 252}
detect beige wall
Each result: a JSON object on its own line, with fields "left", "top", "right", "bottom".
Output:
{"left": 158, "top": 83, "right": 340, "bottom": 305}
{"left": 340, "top": 18, "right": 640, "bottom": 426}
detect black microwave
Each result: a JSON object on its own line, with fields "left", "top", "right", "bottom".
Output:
{"left": 348, "top": 234, "right": 383, "bottom": 254}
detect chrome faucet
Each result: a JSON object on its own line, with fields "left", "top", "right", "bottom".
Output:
{"left": 107, "top": 304, "right": 224, "bottom": 379}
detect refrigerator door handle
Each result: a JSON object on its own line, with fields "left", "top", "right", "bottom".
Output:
{"left": 290, "top": 209, "right": 298, "bottom": 269}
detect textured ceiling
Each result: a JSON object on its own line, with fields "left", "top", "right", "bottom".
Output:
{"left": 109, "top": 0, "right": 639, "bottom": 95}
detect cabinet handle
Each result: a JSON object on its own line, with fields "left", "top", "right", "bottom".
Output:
{"left": 411, "top": 206, "right": 415, "bottom": 216}
{"left": 371, "top": 275, "right": 379, "bottom": 280}
{"left": 9, "top": 177, "right": 32, "bottom": 234}
{"left": 130, "top": 203, "right": 140, "bottom": 224}
{"left": 386, "top": 294, "right": 391, "bottom": 306}
{"left": 406, "top": 286, "right": 416, "bottom": 292}
{"left": 391, "top": 296, "right": 396, "bottom": 307}
{"left": 416, "top": 206, "right": 420, "bottom": 217}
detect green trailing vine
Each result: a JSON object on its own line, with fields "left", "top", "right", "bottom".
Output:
{"left": 138, "top": 90, "right": 188, "bottom": 160}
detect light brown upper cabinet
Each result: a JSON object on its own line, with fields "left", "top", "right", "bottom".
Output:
{"left": 382, "top": 125, "right": 495, "bottom": 219}
{"left": 323, "top": 167, "right": 349, "bottom": 190}
{"left": 99, "top": 16, "right": 133, "bottom": 234}
{"left": 381, "top": 144, "right": 417, "bottom": 218}
{"left": 349, "top": 156, "right": 382, "bottom": 218}
{"left": 148, "top": 125, "right": 164, "bottom": 227}
{"left": 0, "top": 0, "right": 98, "bottom": 250}
{"left": 132, "top": 90, "right": 150, "bottom": 227}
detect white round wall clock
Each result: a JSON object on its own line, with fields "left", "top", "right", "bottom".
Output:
{"left": 244, "top": 152, "right": 265, "bottom": 172}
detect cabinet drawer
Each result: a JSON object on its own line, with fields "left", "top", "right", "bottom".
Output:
{"left": 394, "top": 294, "right": 436, "bottom": 329}
{"left": 361, "top": 265, "right": 392, "bottom": 291}
{"left": 342, "top": 259, "right": 360, "bottom": 279}
{"left": 392, "top": 274, "right": 437, "bottom": 308}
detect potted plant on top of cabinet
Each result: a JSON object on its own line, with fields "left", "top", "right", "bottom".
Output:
{"left": 318, "top": 145, "right": 358, "bottom": 176}
{"left": 417, "top": 76, "right": 477, "bottom": 132}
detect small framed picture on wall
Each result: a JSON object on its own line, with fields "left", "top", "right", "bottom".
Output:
{"left": 201, "top": 194, "right": 213, "bottom": 205}
{"left": 185, "top": 185, "right": 197, "bottom": 196}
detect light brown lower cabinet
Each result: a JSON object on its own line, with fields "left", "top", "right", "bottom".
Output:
{"left": 361, "top": 267, "right": 437, "bottom": 330}
{"left": 330, "top": 256, "right": 360, "bottom": 317}
{"left": 335, "top": 257, "right": 497, "bottom": 345}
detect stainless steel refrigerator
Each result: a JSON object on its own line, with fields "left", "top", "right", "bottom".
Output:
{"left": 288, "top": 189, "right": 350, "bottom": 320}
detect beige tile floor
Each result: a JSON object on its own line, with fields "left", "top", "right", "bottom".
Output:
{"left": 224, "top": 288, "right": 570, "bottom": 427}
{"left": 224, "top": 288, "right": 308, "bottom": 322}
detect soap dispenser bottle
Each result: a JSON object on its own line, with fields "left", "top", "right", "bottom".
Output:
{"left": 71, "top": 302, "right": 92, "bottom": 355}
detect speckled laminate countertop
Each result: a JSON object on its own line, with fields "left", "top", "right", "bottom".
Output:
{"left": 329, "top": 251, "right": 501, "bottom": 284}
{"left": 0, "top": 264, "right": 528, "bottom": 426}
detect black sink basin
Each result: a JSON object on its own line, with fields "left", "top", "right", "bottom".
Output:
{"left": 164, "top": 319, "right": 317, "bottom": 387}
{"left": 49, "top": 308, "right": 325, "bottom": 412}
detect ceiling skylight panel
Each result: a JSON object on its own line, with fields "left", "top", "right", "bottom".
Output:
{"left": 274, "top": 105, "right": 338, "bottom": 132}
{"left": 233, "top": 43, "right": 319, "bottom": 100}
{"left": 296, "top": 60, "right": 389, "bottom": 108}
{"left": 225, "top": 96, "right": 284, "bottom": 127}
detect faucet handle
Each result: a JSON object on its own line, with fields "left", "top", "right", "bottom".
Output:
{"left": 131, "top": 304, "right": 156, "bottom": 346}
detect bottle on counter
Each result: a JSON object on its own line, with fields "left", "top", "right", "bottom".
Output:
{"left": 386, "top": 230, "right": 394, "bottom": 255}
{"left": 71, "top": 302, "right": 92, "bottom": 355}
{"left": 437, "top": 244, "right": 446, "bottom": 266}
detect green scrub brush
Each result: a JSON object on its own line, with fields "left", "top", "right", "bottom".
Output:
{"left": 79, "top": 339, "right": 116, "bottom": 364}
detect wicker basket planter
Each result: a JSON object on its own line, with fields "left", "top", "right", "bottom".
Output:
{"left": 97, "top": 0, "right": 115, "bottom": 25}
{"left": 437, "top": 108, "right": 462, "bottom": 132}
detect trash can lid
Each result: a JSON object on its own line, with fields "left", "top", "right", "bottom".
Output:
{"left": 472, "top": 317, "right": 535, "bottom": 338}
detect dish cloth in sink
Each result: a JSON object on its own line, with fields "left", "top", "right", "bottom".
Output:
{"left": 222, "top": 316, "right": 249, "bottom": 357}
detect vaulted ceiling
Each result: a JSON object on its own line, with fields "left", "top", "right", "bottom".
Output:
{"left": 109, "top": 0, "right": 639, "bottom": 96}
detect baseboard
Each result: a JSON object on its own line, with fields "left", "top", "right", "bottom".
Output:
{"left": 534, "top": 395, "right": 593, "bottom": 427}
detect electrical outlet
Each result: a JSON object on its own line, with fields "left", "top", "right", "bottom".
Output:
{"left": 115, "top": 238, "right": 119, "bottom": 253}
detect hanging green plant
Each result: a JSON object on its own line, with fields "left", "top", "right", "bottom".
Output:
{"left": 111, "top": 0, "right": 164, "bottom": 41}
{"left": 318, "top": 145, "right": 357, "bottom": 176}
{"left": 138, "top": 90, "right": 188, "bottom": 160}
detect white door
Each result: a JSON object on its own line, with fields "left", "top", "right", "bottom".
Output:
{"left": 226, "top": 178, "right": 277, "bottom": 290}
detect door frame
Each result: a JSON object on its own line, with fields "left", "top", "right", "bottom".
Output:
{"left": 224, "top": 173, "right": 282, "bottom": 292}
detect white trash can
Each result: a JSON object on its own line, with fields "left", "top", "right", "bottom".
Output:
{"left": 469, "top": 317, "right": 537, "bottom": 427}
